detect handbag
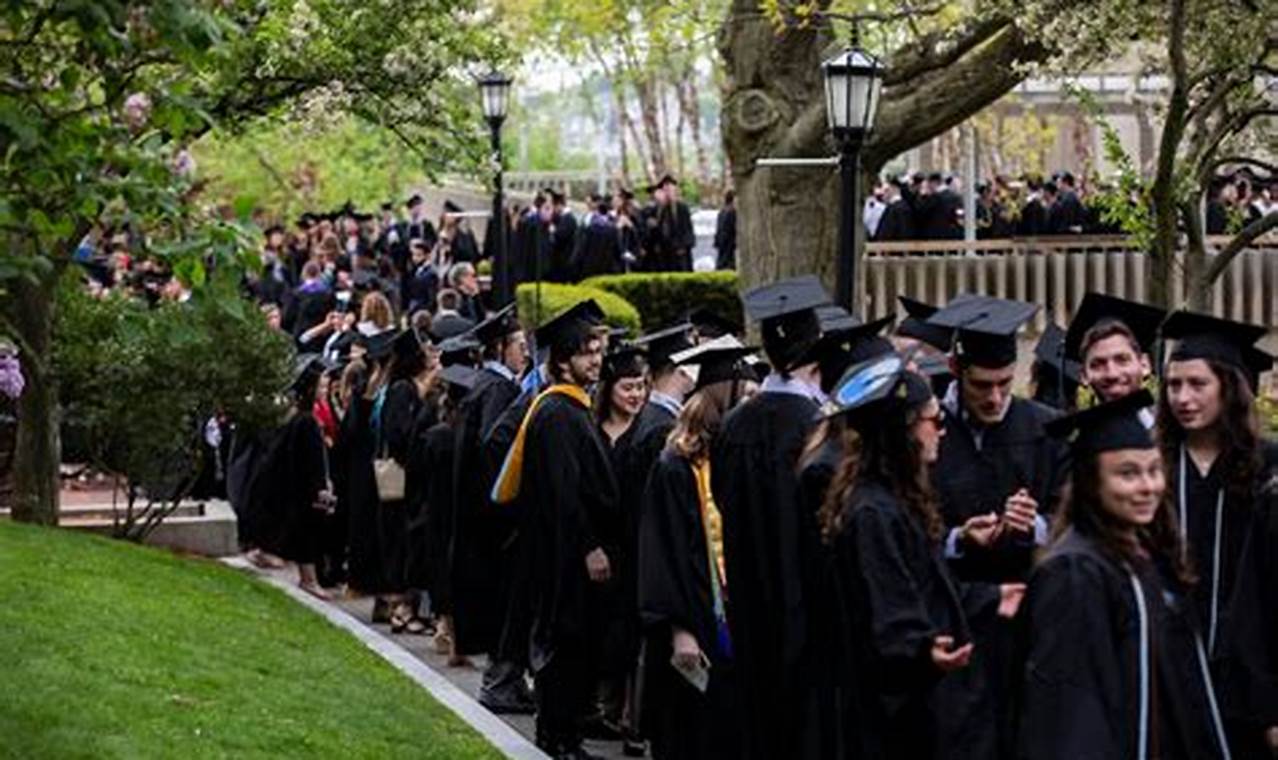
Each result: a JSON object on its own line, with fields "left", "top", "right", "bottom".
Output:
{"left": 371, "top": 385, "right": 406, "bottom": 502}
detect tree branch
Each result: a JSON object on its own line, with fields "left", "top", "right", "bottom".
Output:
{"left": 1196, "top": 210, "right": 1278, "bottom": 294}
{"left": 881, "top": 16, "right": 1008, "bottom": 87}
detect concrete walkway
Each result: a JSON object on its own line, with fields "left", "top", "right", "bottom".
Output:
{"left": 227, "top": 558, "right": 634, "bottom": 760}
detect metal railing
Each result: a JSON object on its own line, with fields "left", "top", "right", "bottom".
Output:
{"left": 864, "top": 235, "right": 1278, "bottom": 332}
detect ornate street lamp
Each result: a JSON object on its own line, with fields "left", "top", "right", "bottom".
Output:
{"left": 822, "top": 44, "right": 883, "bottom": 314}
{"left": 479, "top": 71, "right": 514, "bottom": 305}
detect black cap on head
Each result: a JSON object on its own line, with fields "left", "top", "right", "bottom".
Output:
{"left": 927, "top": 294, "right": 1038, "bottom": 369}
{"left": 602, "top": 346, "right": 648, "bottom": 382}
{"left": 407, "top": 194, "right": 423, "bottom": 207}
{"left": 297, "top": 212, "right": 316, "bottom": 227}
{"left": 393, "top": 329, "right": 424, "bottom": 364}
{"left": 1045, "top": 389, "right": 1155, "bottom": 455}
{"left": 896, "top": 296, "right": 954, "bottom": 352}
{"left": 443, "top": 200, "right": 462, "bottom": 214}
{"left": 380, "top": 201, "right": 394, "bottom": 212}
{"left": 673, "top": 337, "right": 758, "bottom": 394}
{"left": 439, "top": 364, "right": 479, "bottom": 391}
{"left": 438, "top": 334, "right": 481, "bottom": 367}
{"left": 290, "top": 353, "right": 326, "bottom": 393}
{"left": 657, "top": 174, "right": 678, "bottom": 188}
{"left": 742, "top": 275, "right": 830, "bottom": 371}
{"left": 815, "top": 304, "right": 859, "bottom": 333}
{"left": 1163, "top": 310, "right": 1271, "bottom": 389}
{"left": 807, "top": 315, "right": 897, "bottom": 393}
{"left": 360, "top": 330, "right": 397, "bottom": 362}
{"left": 535, "top": 299, "right": 606, "bottom": 354}
{"left": 820, "top": 354, "right": 933, "bottom": 428}
{"left": 685, "top": 307, "right": 740, "bottom": 340}
{"left": 1065, "top": 293, "right": 1165, "bottom": 363}
{"left": 634, "top": 323, "right": 696, "bottom": 369}
{"left": 1035, "top": 322, "right": 1081, "bottom": 383}
{"left": 471, "top": 303, "right": 520, "bottom": 346}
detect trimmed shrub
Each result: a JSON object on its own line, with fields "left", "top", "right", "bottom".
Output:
{"left": 515, "top": 281, "right": 643, "bottom": 337}
{"left": 580, "top": 271, "right": 741, "bottom": 331}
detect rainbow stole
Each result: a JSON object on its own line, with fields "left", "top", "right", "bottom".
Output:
{"left": 490, "top": 383, "right": 593, "bottom": 505}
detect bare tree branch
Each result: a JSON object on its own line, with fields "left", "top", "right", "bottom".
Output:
{"left": 1197, "top": 210, "right": 1278, "bottom": 295}
{"left": 881, "top": 17, "right": 1008, "bottom": 87}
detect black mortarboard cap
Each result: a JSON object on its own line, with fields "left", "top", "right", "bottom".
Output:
{"left": 657, "top": 174, "right": 678, "bottom": 188}
{"left": 360, "top": 330, "right": 397, "bottom": 361}
{"left": 472, "top": 303, "right": 520, "bottom": 345}
{"left": 685, "top": 307, "right": 740, "bottom": 340}
{"left": 297, "top": 212, "right": 316, "bottom": 227}
{"left": 673, "top": 339, "right": 759, "bottom": 394}
{"left": 927, "top": 294, "right": 1038, "bottom": 368}
{"left": 1064, "top": 293, "right": 1165, "bottom": 362}
{"left": 1163, "top": 310, "right": 1271, "bottom": 389}
{"left": 439, "top": 334, "right": 481, "bottom": 367}
{"left": 290, "top": 353, "right": 325, "bottom": 393}
{"left": 602, "top": 346, "right": 649, "bottom": 381}
{"left": 406, "top": 193, "right": 424, "bottom": 207}
{"left": 806, "top": 315, "right": 896, "bottom": 393}
{"left": 820, "top": 354, "right": 932, "bottom": 427}
{"left": 896, "top": 296, "right": 953, "bottom": 352}
{"left": 393, "top": 328, "right": 423, "bottom": 363}
{"left": 443, "top": 200, "right": 463, "bottom": 214}
{"left": 1045, "top": 389, "right": 1155, "bottom": 455}
{"left": 439, "top": 364, "right": 479, "bottom": 391}
{"left": 815, "top": 305, "right": 859, "bottom": 333}
{"left": 534, "top": 299, "right": 606, "bottom": 352}
{"left": 430, "top": 316, "right": 476, "bottom": 343}
{"left": 380, "top": 201, "right": 394, "bottom": 212}
{"left": 634, "top": 323, "right": 695, "bottom": 369}
{"left": 742, "top": 275, "right": 830, "bottom": 370}
{"left": 1035, "top": 322, "right": 1081, "bottom": 383}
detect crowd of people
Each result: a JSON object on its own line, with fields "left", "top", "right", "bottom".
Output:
{"left": 217, "top": 210, "right": 1276, "bottom": 760}
{"left": 866, "top": 166, "right": 1278, "bottom": 242}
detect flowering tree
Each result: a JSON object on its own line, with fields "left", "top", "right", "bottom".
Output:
{"left": 0, "top": 0, "right": 503, "bottom": 525}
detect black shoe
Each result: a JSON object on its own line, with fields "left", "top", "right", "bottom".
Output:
{"left": 558, "top": 747, "right": 604, "bottom": 760}
{"left": 622, "top": 738, "right": 648, "bottom": 757}
{"left": 479, "top": 692, "right": 536, "bottom": 715}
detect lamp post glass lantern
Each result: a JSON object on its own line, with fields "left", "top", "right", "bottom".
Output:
{"left": 479, "top": 71, "right": 513, "bottom": 305}
{"left": 822, "top": 46, "right": 882, "bottom": 314}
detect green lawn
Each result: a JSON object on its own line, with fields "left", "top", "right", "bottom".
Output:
{"left": 0, "top": 520, "right": 502, "bottom": 759}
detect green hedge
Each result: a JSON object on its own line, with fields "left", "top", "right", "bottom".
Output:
{"left": 516, "top": 281, "right": 643, "bottom": 337}
{"left": 580, "top": 271, "right": 741, "bottom": 331}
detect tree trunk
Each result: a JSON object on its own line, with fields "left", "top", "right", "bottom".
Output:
{"left": 8, "top": 268, "right": 60, "bottom": 525}
{"left": 719, "top": 1, "right": 1048, "bottom": 306}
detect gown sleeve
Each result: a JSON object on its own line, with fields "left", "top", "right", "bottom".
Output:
{"left": 849, "top": 503, "right": 943, "bottom": 687}
{"left": 381, "top": 380, "right": 418, "bottom": 465}
{"left": 638, "top": 455, "right": 707, "bottom": 645}
{"left": 1017, "top": 553, "right": 1128, "bottom": 760}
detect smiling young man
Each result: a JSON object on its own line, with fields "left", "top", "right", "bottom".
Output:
{"left": 1063, "top": 293, "right": 1165, "bottom": 425}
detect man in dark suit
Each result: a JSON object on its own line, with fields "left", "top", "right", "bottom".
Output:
{"left": 1047, "top": 172, "right": 1086, "bottom": 234}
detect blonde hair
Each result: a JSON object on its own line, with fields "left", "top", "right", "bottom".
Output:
{"left": 359, "top": 291, "right": 394, "bottom": 329}
{"left": 667, "top": 381, "right": 739, "bottom": 461}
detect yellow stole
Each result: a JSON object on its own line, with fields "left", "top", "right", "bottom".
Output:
{"left": 490, "top": 383, "right": 593, "bottom": 505}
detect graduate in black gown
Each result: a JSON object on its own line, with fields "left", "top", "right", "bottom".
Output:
{"left": 1156, "top": 311, "right": 1278, "bottom": 758}
{"left": 1018, "top": 391, "right": 1234, "bottom": 759}
{"left": 711, "top": 275, "right": 838, "bottom": 760}
{"left": 414, "top": 364, "right": 476, "bottom": 649}
{"left": 639, "top": 343, "right": 757, "bottom": 760}
{"left": 450, "top": 305, "right": 533, "bottom": 710}
{"left": 257, "top": 355, "right": 334, "bottom": 598}
{"left": 491, "top": 300, "right": 619, "bottom": 759}
{"left": 592, "top": 345, "right": 651, "bottom": 743}
{"left": 343, "top": 332, "right": 396, "bottom": 603}
{"left": 820, "top": 356, "right": 1007, "bottom": 760}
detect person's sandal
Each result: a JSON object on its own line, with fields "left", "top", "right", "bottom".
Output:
{"left": 404, "top": 617, "right": 428, "bottom": 635}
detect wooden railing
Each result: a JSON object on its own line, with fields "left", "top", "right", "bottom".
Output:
{"left": 864, "top": 236, "right": 1278, "bottom": 332}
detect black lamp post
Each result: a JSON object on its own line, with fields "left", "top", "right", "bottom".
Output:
{"left": 822, "top": 44, "right": 883, "bottom": 315}
{"left": 479, "top": 70, "right": 513, "bottom": 305}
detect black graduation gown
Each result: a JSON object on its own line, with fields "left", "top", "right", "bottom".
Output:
{"left": 452, "top": 228, "right": 480, "bottom": 264}
{"left": 484, "top": 390, "right": 539, "bottom": 666}
{"left": 1018, "top": 200, "right": 1048, "bottom": 237}
{"left": 548, "top": 211, "right": 578, "bottom": 283}
{"left": 710, "top": 391, "right": 832, "bottom": 760}
{"left": 513, "top": 214, "right": 550, "bottom": 288}
{"left": 638, "top": 450, "right": 743, "bottom": 760}
{"left": 830, "top": 480, "right": 990, "bottom": 760}
{"left": 875, "top": 198, "right": 916, "bottom": 241}
{"left": 450, "top": 368, "right": 521, "bottom": 655}
{"left": 1016, "top": 528, "right": 1233, "bottom": 759}
{"left": 403, "top": 398, "right": 441, "bottom": 592}
{"left": 377, "top": 380, "right": 420, "bottom": 592}
{"left": 521, "top": 393, "right": 621, "bottom": 671}
{"left": 572, "top": 218, "right": 623, "bottom": 279}
{"left": 417, "top": 420, "right": 458, "bottom": 609}
{"left": 343, "top": 395, "right": 386, "bottom": 594}
{"left": 597, "top": 416, "right": 642, "bottom": 677}
{"left": 1172, "top": 442, "right": 1278, "bottom": 753}
{"left": 933, "top": 397, "right": 1064, "bottom": 583}
{"left": 256, "top": 413, "right": 328, "bottom": 564}
{"left": 713, "top": 207, "right": 736, "bottom": 270}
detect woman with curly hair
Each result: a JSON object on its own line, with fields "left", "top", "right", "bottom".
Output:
{"left": 820, "top": 355, "right": 1012, "bottom": 759}
{"left": 1156, "top": 311, "right": 1278, "bottom": 757}
{"left": 1017, "top": 389, "right": 1233, "bottom": 758}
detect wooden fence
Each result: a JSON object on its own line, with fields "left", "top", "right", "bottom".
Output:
{"left": 864, "top": 236, "right": 1278, "bottom": 333}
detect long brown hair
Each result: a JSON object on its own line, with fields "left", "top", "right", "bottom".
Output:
{"left": 667, "top": 380, "right": 740, "bottom": 461}
{"left": 1156, "top": 358, "right": 1263, "bottom": 509}
{"left": 1057, "top": 451, "right": 1196, "bottom": 587}
{"left": 817, "top": 402, "right": 943, "bottom": 545}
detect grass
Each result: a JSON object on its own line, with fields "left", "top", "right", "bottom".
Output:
{"left": 0, "top": 520, "right": 502, "bottom": 760}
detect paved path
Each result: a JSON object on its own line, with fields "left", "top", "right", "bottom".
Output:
{"left": 232, "top": 559, "right": 633, "bottom": 760}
